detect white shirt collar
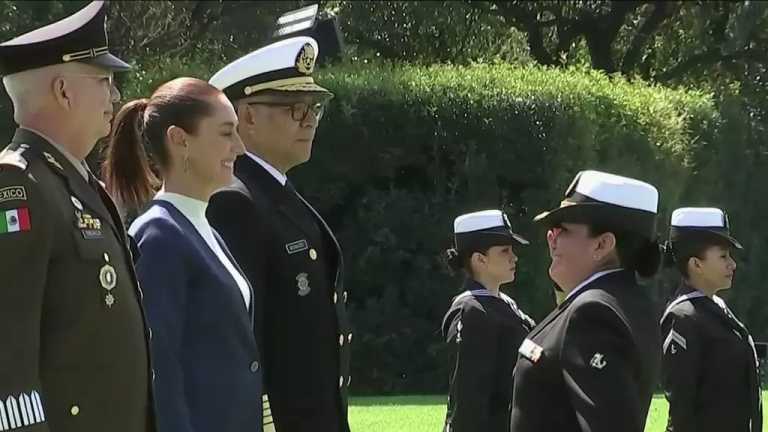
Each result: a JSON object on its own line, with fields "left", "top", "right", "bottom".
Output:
{"left": 154, "top": 189, "right": 208, "bottom": 226}
{"left": 22, "top": 126, "right": 88, "bottom": 180}
{"left": 565, "top": 268, "right": 624, "bottom": 301}
{"left": 246, "top": 152, "right": 287, "bottom": 186}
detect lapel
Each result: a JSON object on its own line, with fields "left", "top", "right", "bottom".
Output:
{"left": 528, "top": 270, "right": 633, "bottom": 339}
{"left": 235, "top": 156, "right": 344, "bottom": 274}
{"left": 151, "top": 200, "right": 253, "bottom": 324}
{"left": 213, "top": 229, "right": 255, "bottom": 328}
{"left": 12, "top": 128, "right": 125, "bottom": 244}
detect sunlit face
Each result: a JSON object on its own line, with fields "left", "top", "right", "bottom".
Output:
{"left": 240, "top": 92, "right": 327, "bottom": 171}
{"left": 546, "top": 222, "right": 609, "bottom": 291}
{"left": 472, "top": 244, "right": 519, "bottom": 284}
{"left": 60, "top": 63, "right": 120, "bottom": 144}
{"left": 688, "top": 244, "right": 737, "bottom": 293}
{"left": 186, "top": 93, "right": 244, "bottom": 192}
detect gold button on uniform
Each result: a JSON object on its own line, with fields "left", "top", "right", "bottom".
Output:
{"left": 333, "top": 293, "right": 338, "bottom": 304}
{"left": 343, "top": 291, "right": 348, "bottom": 303}
{"left": 70, "top": 405, "right": 80, "bottom": 416}
{"left": 348, "top": 333, "right": 353, "bottom": 343}
{"left": 339, "top": 376, "right": 344, "bottom": 388}
{"left": 338, "top": 335, "right": 344, "bottom": 347}
{"left": 309, "top": 248, "right": 318, "bottom": 260}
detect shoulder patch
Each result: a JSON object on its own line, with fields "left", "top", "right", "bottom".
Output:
{"left": 0, "top": 145, "right": 30, "bottom": 171}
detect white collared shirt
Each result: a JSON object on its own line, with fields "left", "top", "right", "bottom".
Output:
{"left": 22, "top": 126, "right": 88, "bottom": 180}
{"left": 155, "top": 190, "right": 251, "bottom": 309}
{"left": 246, "top": 152, "right": 287, "bottom": 186}
{"left": 565, "top": 268, "right": 624, "bottom": 301}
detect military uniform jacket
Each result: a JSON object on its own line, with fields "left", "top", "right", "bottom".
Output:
{"left": 442, "top": 280, "right": 535, "bottom": 432}
{"left": 207, "top": 155, "right": 351, "bottom": 432}
{"left": 661, "top": 284, "right": 762, "bottom": 432}
{"left": 510, "top": 269, "right": 661, "bottom": 432}
{"left": 0, "top": 128, "right": 153, "bottom": 431}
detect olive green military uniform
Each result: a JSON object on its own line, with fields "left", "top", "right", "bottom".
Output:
{"left": 0, "top": 128, "right": 153, "bottom": 431}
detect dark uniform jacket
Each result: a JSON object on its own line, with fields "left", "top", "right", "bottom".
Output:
{"left": 0, "top": 128, "right": 153, "bottom": 431}
{"left": 207, "top": 155, "right": 351, "bottom": 432}
{"left": 661, "top": 284, "right": 762, "bottom": 432}
{"left": 442, "top": 279, "right": 535, "bottom": 432}
{"left": 130, "top": 200, "right": 263, "bottom": 432}
{"left": 510, "top": 269, "right": 661, "bottom": 432}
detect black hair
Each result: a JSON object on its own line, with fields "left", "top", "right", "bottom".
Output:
{"left": 587, "top": 224, "right": 662, "bottom": 278}
{"left": 664, "top": 232, "right": 733, "bottom": 279}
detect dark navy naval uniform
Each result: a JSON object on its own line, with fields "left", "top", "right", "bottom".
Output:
{"left": 207, "top": 155, "right": 351, "bottom": 432}
{"left": 0, "top": 128, "right": 153, "bottom": 431}
{"left": 442, "top": 279, "right": 535, "bottom": 432}
{"left": 662, "top": 284, "right": 762, "bottom": 432}
{"left": 510, "top": 269, "right": 661, "bottom": 432}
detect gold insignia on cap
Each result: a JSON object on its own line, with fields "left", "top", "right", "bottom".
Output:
{"left": 295, "top": 43, "right": 316, "bottom": 75}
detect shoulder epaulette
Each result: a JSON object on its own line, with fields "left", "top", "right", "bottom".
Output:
{"left": 0, "top": 144, "right": 30, "bottom": 171}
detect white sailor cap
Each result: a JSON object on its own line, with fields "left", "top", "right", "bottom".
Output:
{"left": 534, "top": 170, "right": 659, "bottom": 239}
{"left": 0, "top": 1, "right": 129, "bottom": 75}
{"left": 453, "top": 210, "right": 529, "bottom": 251}
{"left": 209, "top": 36, "right": 332, "bottom": 102}
{"left": 669, "top": 207, "right": 742, "bottom": 249}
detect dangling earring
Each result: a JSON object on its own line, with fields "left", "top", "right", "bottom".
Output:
{"left": 183, "top": 144, "right": 190, "bottom": 174}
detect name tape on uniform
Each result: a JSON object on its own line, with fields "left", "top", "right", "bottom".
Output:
{"left": 519, "top": 338, "right": 543, "bottom": 363}
{"left": 285, "top": 239, "right": 309, "bottom": 254}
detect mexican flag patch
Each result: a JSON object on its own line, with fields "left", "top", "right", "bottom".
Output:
{"left": 0, "top": 208, "right": 31, "bottom": 234}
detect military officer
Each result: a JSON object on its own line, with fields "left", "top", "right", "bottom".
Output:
{"left": 661, "top": 207, "right": 762, "bottom": 432}
{"left": 441, "top": 210, "right": 534, "bottom": 432}
{"left": 206, "top": 37, "right": 350, "bottom": 432}
{"left": 0, "top": 2, "right": 154, "bottom": 431}
{"left": 510, "top": 170, "right": 662, "bottom": 432}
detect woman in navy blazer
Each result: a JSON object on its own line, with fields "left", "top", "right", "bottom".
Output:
{"left": 102, "top": 77, "right": 264, "bottom": 432}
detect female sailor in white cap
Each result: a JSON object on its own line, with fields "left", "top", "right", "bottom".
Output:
{"left": 510, "top": 170, "right": 662, "bottom": 432}
{"left": 441, "top": 209, "right": 534, "bottom": 432}
{"left": 661, "top": 207, "right": 761, "bottom": 432}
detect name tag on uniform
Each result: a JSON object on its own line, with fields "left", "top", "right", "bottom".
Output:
{"left": 519, "top": 338, "right": 544, "bottom": 363}
{"left": 285, "top": 239, "right": 309, "bottom": 254}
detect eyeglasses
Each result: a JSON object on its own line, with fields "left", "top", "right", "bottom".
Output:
{"left": 247, "top": 101, "right": 326, "bottom": 122}
{"left": 63, "top": 73, "right": 115, "bottom": 87}
{"left": 61, "top": 74, "right": 120, "bottom": 101}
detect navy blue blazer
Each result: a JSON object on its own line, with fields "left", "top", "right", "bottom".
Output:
{"left": 130, "top": 200, "right": 263, "bottom": 432}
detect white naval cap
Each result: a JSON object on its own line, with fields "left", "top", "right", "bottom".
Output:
{"left": 669, "top": 207, "right": 741, "bottom": 249}
{"left": 671, "top": 207, "right": 728, "bottom": 228}
{"left": 454, "top": 210, "right": 529, "bottom": 246}
{"left": 534, "top": 170, "right": 659, "bottom": 239}
{"left": 209, "top": 36, "right": 332, "bottom": 102}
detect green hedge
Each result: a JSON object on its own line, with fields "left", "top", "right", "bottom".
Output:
{"left": 299, "top": 63, "right": 717, "bottom": 393}
{"left": 3, "top": 60, "right": 728, "bottom": 394}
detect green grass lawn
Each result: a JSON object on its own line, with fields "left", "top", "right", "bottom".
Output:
{"left": 349, "top": 392, "right": 768, "bottom": 431}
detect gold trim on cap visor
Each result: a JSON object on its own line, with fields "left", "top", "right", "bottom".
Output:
{"left": 244, "top": 76, "right": 316, "bottom": 96}
{"left": 62, "top": 46, "right": 109, "bottom": 62}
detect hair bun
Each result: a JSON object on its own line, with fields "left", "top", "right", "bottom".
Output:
{"left": 444, "top": 248, "right": 463, "bottom": 272}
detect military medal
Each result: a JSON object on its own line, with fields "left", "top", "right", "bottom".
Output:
{"left": 100, "top": 254, "right": 117, "bottom": 308}
{"left": 70, "top": 196, "right": 83, "bottom": 210}
{"left": 296, "top": 272, "right": 311, "bottom": 296}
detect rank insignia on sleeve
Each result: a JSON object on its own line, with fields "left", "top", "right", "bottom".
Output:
{"left": 663, "top": 329, "right": 687, "bottom": 354}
